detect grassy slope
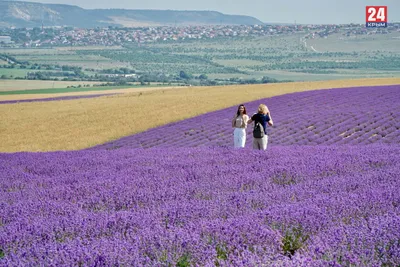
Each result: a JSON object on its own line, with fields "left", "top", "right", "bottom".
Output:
{"left": 0, "top": 79, "right": 104, "bottom": 92}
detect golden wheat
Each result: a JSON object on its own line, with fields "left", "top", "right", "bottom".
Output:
{"left": 1, "top": 78, "right": 399, "bottom": 152}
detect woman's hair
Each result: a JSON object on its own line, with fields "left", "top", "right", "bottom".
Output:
{"left": 258, "top": 104, "right": 268, "bottom": 114}
{"left": 236, "top": 104, "right": 247, "bottom": 116}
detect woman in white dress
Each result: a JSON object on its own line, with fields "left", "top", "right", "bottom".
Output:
{"left": 232, "top": 104, "right": 249, "bottom": 148}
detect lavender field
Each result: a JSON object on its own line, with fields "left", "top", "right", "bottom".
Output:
{"left": 92, "top": 85, "right": 400, "bottom": 150}
{"left": 1, "top": 145, "right": 400, "bottom": 266}
{"left": 1, "top": 84, "right": 400, "bottom": 266}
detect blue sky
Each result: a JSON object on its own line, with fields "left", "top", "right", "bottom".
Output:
{"left": 16, "top": 0, "right": 400, "bottom": 24}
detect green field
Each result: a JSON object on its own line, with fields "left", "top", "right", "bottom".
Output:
{"left": 306, "top": 32, "right": 400, "bottom": 53}
{"left": 0, "top": 48, "right": 74, "bottom": 55}
{"left": 1, "top": 31, "right": 400, "bottom": 83}
{"left": 0, "top": 46, "right": 130, "bottom": 69}
{"left": 0, "top": 68, "right": 31, "bottom": 77}
{"left": 0, "top": 79, "right": 106, "bottom": 91}
{"left": 207, "top": 70, "right": 400, "bottom": 82}
{"left": 14, "top": 54, "right": 130, "bottom": 69}
{"left": 0, "top": 68, "right": 79, "bottom": 79}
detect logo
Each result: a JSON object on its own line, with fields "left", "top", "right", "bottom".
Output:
{"left": 366, "top": 6, "right": 387, "bottom": 28}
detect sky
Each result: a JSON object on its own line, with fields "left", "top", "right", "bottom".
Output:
{"left": 14, "top": 0, "right": 400, "bottom": 24}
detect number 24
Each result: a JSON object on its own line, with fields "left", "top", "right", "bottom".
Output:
{"left": 368, "top": 7, "right": 386, "bottom": 21}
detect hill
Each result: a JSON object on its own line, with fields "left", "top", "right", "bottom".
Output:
{"left": 0, "top": 1, "right": 264, "bottom": 28}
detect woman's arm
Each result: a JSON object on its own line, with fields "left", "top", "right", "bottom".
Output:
{"left": 242, "top": 115, "right": 249, "bottom": 128}
{"left": 248, "top": 113, "right": 257, "bottom": 124}
{"left": 232, "top": 115, "right": 237, "bottom": 127}
{"left": 267, "top": 113, "right": 273, "bottom": 126}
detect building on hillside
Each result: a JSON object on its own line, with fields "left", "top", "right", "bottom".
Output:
{"left": 124, "top": 74, "right": 137, "bottom": 78}
{"left": 26, "top": 72, "right": 36, "bottom": 79}
{"left": 0, "top": 36, "right": 12, "bottom": 44}
{"left": 0, "top": 35, "right": 13, "bottom": 44}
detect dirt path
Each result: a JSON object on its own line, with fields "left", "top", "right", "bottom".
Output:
{"left": 310, "top": 46, "right": 319, "bottom": 52}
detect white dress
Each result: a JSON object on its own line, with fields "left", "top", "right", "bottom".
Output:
{"left": 233, "top": 115, "right": 248, "bottom": 148}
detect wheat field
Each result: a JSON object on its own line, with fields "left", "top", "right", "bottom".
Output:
{"left": 1, "top": 78, "right": 399, "bottom": 152}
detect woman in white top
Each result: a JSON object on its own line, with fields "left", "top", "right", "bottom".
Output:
{"left": 232, "top": 104, "right": 249, "bottom": 148}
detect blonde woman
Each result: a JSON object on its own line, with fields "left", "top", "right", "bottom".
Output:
{"left": 247, "top": 104, "right": 273, "bottom": 150}
{"left": 232, "top": 104, "right": 249, "bottom": 148}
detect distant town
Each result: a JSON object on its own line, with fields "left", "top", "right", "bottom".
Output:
{"left": 1, "top": 23, "right": 399, "bottom": 47}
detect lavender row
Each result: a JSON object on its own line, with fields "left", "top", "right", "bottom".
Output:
{"left": 91, "top": 85, "right": 400, "bottom": 150}
{"left": 0, "top": 93, "right": 119, "bottom": 104}
{"left": 1, "top": 145, "right": 399, "bottom": 266}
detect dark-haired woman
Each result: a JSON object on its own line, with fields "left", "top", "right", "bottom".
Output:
{"left": 232, "top": 104, "right": 249, "bottom": 148}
